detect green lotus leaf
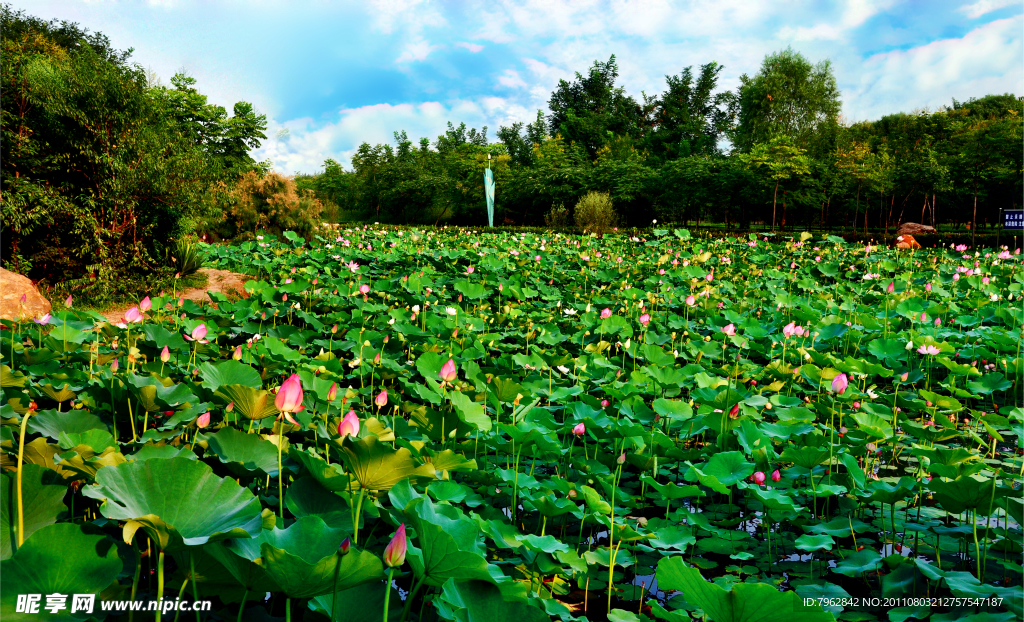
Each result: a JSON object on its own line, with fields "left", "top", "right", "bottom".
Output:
{"left": 27, "top": 409, "right": 107, "bottom": 440}
{"left": 0, "top": 464, "right": 68, "bottom": 560}
{"left": 833, "top": 548, "right": 882, "bottom": 577}
{"left": 794, "top": 534, "right": 834, "bottom": 552}
{"left": 214, "top": 385, "right": 281, "bottom": 420}
{"left": 424, "top": 448, "right": 478, "bottom": 473}
{"left": 199, "top": 359, "right": 263, "bottom": 391}
{"left": 440, "top": 579, "right": 549, "bottom": 622}
{"left": 257, "top": 516, "right": 383, "bottom": 599}
{"left": 286, "top": 477, "right": 356, "bottom": 533}
{"left": 126, "top": 373, "right": 197, "bottom": 412}
{"left": 57, "top": 428, "right": 115, "bottom": 452}
{"left": 450, "top": 390, "right": 492, "bottom": 432}
{"left": 0, "top": 524, "right": 121, "bottom": 621}
{"left": 206, "top": 426, "right": 280, "bottom": 475}
{"left": 849, "top": 411, "right": 893, "bottom": 439}
{"left": 309, "top": 581, "right": 403, "bottom": 622}
{"left": 289, "top": 448, "right": 355, "bottom": 492}
{"left": 339, "top": 435, "right": 435, "bottom": 492}
{"left": 687, "top": 452, "right": 754, "bottom": 494}
{"left": 656, "top": 556, "right": 833, "bottom": 621}
{"left": 83, "top": 456, "right": 263, "bottom": 550}
{"left": 929, "top": 474, "right": 998, "bottom": 515}
{"left": 405, "top": 496, "right": 493, "bottom": 586}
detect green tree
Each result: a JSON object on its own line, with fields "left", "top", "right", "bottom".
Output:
{"left": 741, "top": 136, "right": 811, "bottom": 230}
{"left": 645, "top": 62, "right": 733, "bottom": 161}
{"left": 732, "top": 48, "right": 840, "bottom": 156}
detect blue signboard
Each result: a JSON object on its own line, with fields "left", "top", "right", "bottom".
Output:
{"left": 1005, "top": 209, "right": 1023, "bottom": 231}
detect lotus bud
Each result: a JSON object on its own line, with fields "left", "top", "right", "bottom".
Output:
{"left": 275, "top": 374, "right": 305, "bottom": 413}
{"left": 338, "top": 410, "right": 360, "bottom": 439}
{"left": 572, "top": 422, "right": 586, "bottom": 436}
{"left": 65, "top": 295, "right": 73, "bottom": 308}
{"left": 327, "top": 382, "right": 338, "bottom": 402}
{"left": 830, "top": 373, "right": 848, "bottom": 395}
{"left": 901, "top": 372, "right": 909, "bottom": 382}
{"left": 110, "top": 358, "right": 119, "bottom": 373}
{"left": 339, "top": 538, "right": 351, "bottom": 556}
{"left": 375, "top": 389, "right": 388, "bottom": 408}
{"left": 233, "top": 346, "right": 242, "bottom": 360}
{"left": 383, "top": 524, "right": 407, "bottom": 567}
{"left": 771, "top": 469, "right": 781, "bottom": 482}
{"left": 197, "top": 412, "right": 211, "bottom": 428}
{"left": 140, "top": 296, "right": 152, "bottom": 312}
{"left": 331, "top": 324, "right": 338, "bottom": 334}
{"left": 601, "top": 399, "right": 609, "bottom": 407}
{"left": 226, "top": 402, "right": 234, "bottom": 413}
{"left": 617, "top": 452, "right": 626, "bottom": 465}
{"left": 887, "top": 281, "right": 894, "bottom": 293}
{"left": 752, "top": 471, "right": 766, "bottom": 485}
{"left": 600, "top": 308, "right": 612, "bottom": 319}
{"left": 439, "top": 359, "right": 458, "bottom": 383}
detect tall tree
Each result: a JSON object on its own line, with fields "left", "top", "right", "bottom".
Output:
{"left": 732, "top": 48, "right": 840, "bottom": 156}
{"left": 646, "top": 62, "right": 733, "bottom": 161}
{"left": 740, "top": 136, "right": 811, "bottom": 230}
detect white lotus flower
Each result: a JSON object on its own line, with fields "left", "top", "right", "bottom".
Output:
{"left": 446, "top": 307, "right": 457, "bottom": 316}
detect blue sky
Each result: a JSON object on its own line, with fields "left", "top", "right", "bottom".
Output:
{"left": 14, "top": 0, "right": 1024, "bottom": 173}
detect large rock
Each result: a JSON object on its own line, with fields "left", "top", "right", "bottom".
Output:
{"left": 0, "top": 268, "right": 52, "bottom": 322}
{"left": 896, "top": 222, "right": 936, "bottom": 237}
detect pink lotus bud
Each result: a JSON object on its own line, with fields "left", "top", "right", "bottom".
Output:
{"left": 233, "top": 346, "right": 242, "bottom": 360}
{"left": 639, "top": 313, "right": 650, "bottom": 326}
{"left": 110, "top": 358, "right": 119, "bottom": 373}
{"left": 721, "top": 324, "right": 736, "bottom": 337}
{"left": 275, "top": 374, "right": 305, "bottom": 413}
{"left": 901, "top": 371, "right": 909, "bottom": 381}
{"left": 338, "top": 410, "right": 360, "bottom": 438}
{"left": 752, "top": 471, "right": 766, "bottom": 485}
{"left": 925, "top": 283, "right": 932, "bottom": 291}
{"left": 934, "top": 318, "right": 941, "bottom": 327}
{"left": 920, "top": 312, "right": 926, "bottom": 322}
{"left": 160, "top": 345, "right": 170, "bottom": 363}
{"left": 499, "top": 283, "right": 503, "bottom": 292}
{"left": 600, "top": 308, "right": 612, "bottom": 319}
{"left": 197, "top": 412, "right": 211, "bottom": 428}
{"left": 331, "top": 324, "right": 338, "bottom": 334}
{"left": 327, "top": 382, "right": 338, "bottom": 402}
{"left": 383, "top": 524, "right": 407, "bottom": 567}
{"left": 617, "top": 452, "right": 626, "bottom": 465}
{"left": 685, "top": 295, "right": 696, "bottom": 306}
{"left": 184, "top": 323, "right": 208, "bottom": 343}
{"left": 852, "top": 401, "right": 861, "bottom": 409}
{"left": 887, "top": 281, "right": 894, "bottom": 293}
{"left": 140, "top": 296, "right": 152, "bottom": 312}
{"left": 729, "top": 403, "right": 740, "bottom": 417}
{"left": 226, "top": 401, "right": 234, "bottom": 412}
{"left": 572, "top": 422, "right": 586, "bottom": 436}
{"left": 339, "top": 537, "right": 351, "bottom": 556}
{"left": 360, "top": 284, "right": 370, "bottom": 294}
{"left": 439, "top": 358, "right": 457, "bottom": 382}
{"left": 601, "top": 399, "right": 609, "bottom": 407}
{"left": 830, "top": 373, "right": 848, "bottom": 395}
{"left": 375, "top": 389, "right": 388, "bottom": 408}
{"left": 64, "top": 295, "right": 73, "bottom": 308}
{"left": 771, "top": 470, "right": 781, "bottom": 482}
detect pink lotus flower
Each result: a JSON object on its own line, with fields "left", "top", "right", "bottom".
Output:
{"left": 639, "top": 313, "right": 650, "bottom": 326}
{"left": 572, "top": 422, "right": 586, "bottom": 436}
{"left": 275, "top": 374, "right": 305, "bottom": 417}
{"left": 794, "top": 325, "right": 805, "bottom": 337}
{"left": 917, "top": 344, "right": 940, "bottom": 356}
{"left": 439, "top": 359, "right": 458, "bottom": 383}
{"left": 465, "top": 266, "right": 474, "bottom": 274}
{"left": 338, "top": 410, "right": 360, "bottom": 438}
{"left": 600, "top": 308, "right": 612, "bottom": 319}
{"left": 140, "top": 296, "right": 151, "bottom": 313}
{"left": 752, "top": 471, "right": 766, "bottom": 485}
{"left": 184, "top": 323, "right": 209, "bottom": 343}
{"left": 34, "top": 313, "right": 50, "bottom": 325}
{"left": 955, "top": 244, "right": 967, "bottom": 252}
{"left": 721, "top": 323, "right": 736, "bottom": 337}
{"left": 383, "top": 524, "right": 407, "bottom": 567}
{"left": 782, "top": 322, "right": 796, "bottom": 338}
{"left": 830, "top": 373, "right": 848, "bottom": 395}
{"left": 771, "top": 470, "right": 781, "bottom": 482}
{"left": 124, "top": 306, "right": 142, "bottom": 324}
{"left": 375, "top": 389, "right": 388, "bottom": 408}
{"left": 359, "top": 284, "right": 370, "bottom": 294}
{"left": 685, "top": 295, "right": 696, "bottom": 306}
{"left": 160, "top": 345, "right": 170, "bottom": 363}
{"left": 982, "top": 276, "right": 989, "bottom": 285}
{"left": 196, "top": 412, "right": 211, "bottom": 428}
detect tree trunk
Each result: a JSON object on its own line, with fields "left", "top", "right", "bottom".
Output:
{"left": 853, "top": 181, "right": 860, "bottom": 235}
{"left": 972, "top": 181, "right": 978, "bottom": 248}
{"left": 772, "top": 180, "right": 779, "bottom": 231}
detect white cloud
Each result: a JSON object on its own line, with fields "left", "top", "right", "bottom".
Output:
{"left": 497, "top": 69, "right": 528, "bottom": 89}
{"left": 958, "top": 0, "right": 1019, "bottom": 19}
{"left": 846, "top": 15, "right": 1024, "bottom": 122}
{"left": 456, "top": 41, "right": 485, "bottom": 53}
{"left": 396, "top": 40, "right": 440, "bottom": 63}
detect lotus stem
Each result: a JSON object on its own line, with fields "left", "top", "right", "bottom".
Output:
{"left": 236, "top": 590, "right": 248, "bottom": 622}
{"left": 172, "top": 576, "right": 189, "bottom": 622}
{"left": 191, "top": 551, "right": 201, "bottom": 622}
{"left": 277, "top": 433, "right": 285, "bottom": 525}
{"left": 381, "top": 568, "right": 395, "bottom": 622}
{"left": 130, "top": 539, "right": 142, "bottom": 622}
{"left": 156, "top": 549, "right": 165, "bottom": 622}
{"left": 15, "top": 409, "right": 32, "bottom": 549}
{"left": 400, "top": 576, "right": 424, "bottom": 622}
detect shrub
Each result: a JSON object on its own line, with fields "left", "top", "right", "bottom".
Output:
{"left": 544, "top": 202, "right": 572, "bottom": 228}
{"left": 203, "top": 171, "right": 324, "bottom": 242}
{"left": 574, "top": 191, "right": 617, "bottom": 234}
{"left": 168, "top": 236, "right": 205, "bottom": 276}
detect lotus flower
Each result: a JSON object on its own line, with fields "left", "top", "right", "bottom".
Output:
{"left": 359, "top": 284, "right": 370, "bottom": 294}
{"left": 196, "top": 412, "right": 211, "bottom": 428}
{"left": 830, "top": 373, "right": 848, "bottom": 395}
{"left": 572, "top": 422, "right": 586, "bottom": 436}
{"left": 639, "top": 313, "right": 650, "bottom": 326}
{"left": 721, "top": 324, "right": 736, "bottom": 337}
{"left": 383, "top": 524, "right": 407, "bottom": 567}
{"left": 184, "top": 323, "right": 209, "bottom": 343}
{"left": 917, "top": 344, "right": 940, "bottom": 356}
{"left": 685, "top": 295, "right": 696, "bottom": 306}
{"left": 140, "top": 296, "right": 151, "bottom": 312}
{"left": 34, "top": 313, "right": 50, "bottom": 325}
{"left": 375, "top": 389, "right": 388, "bottom": 408}
{"left": 600, "top": 308, "right": 612, "bottom": 319}
{"left": 752, "top": 471, "right": 766, "bottom": 485}
{"left": 160, "top": 345, "right": 170, "bottom": 363}
{"left": 124, "top": 306, "right": 142, "bottom": 324}
{"left": 771, "top": 470, "right": 781, "bottom": 482}
{"left": 275, "top": 374, "right": 305, "bottom": 414}
{"left": 338, "top": 410, "right": 360, "bottom": 439}
{"left": 327, "top": 382, "right": 338, "bottom": 402}
{"left": 439, "top": 359, "right": 457, "bottom": 382}
{"left": 782, "top": 322, "right": 796, "bottom": 338}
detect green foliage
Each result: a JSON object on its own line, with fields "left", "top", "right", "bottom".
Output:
{"left": 203, "top": 171, "right": 324, "bottom": 242}
{"left": 543, "top": 202, "right": 571, "bottom": 227}
{"left": 573, "top": 191, "right": 618, "bottom": 234}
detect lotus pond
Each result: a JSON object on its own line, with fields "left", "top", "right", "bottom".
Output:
{"left": 2, "top": 227, "right": 1022, "bottom": 622}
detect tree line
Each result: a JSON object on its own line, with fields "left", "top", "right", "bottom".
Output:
{"left": 298, "top": 53, "right": 1022, "bottom": 236}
